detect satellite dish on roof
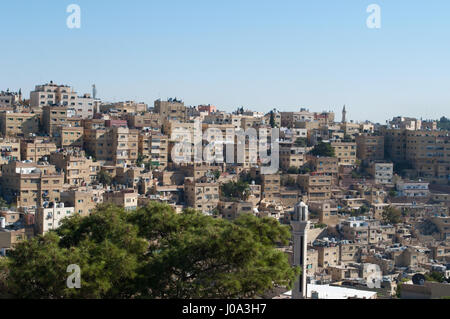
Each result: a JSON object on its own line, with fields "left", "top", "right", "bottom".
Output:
{"left": 412, "top": 274, "right": 426, "bottom": 286}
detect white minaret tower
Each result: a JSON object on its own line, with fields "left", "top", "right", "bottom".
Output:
{"left": 291, "top": 201, "right": 310, "bottom": 299}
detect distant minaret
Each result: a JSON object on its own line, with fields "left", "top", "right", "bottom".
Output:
{"left": 342, "top": 105, "right": 347, "bottom": 123}
{"left": 291, "top": 201, "right": 310, "bottom": 299}
{"left": 92, "top": 84, "right": 97, "bottom": 99}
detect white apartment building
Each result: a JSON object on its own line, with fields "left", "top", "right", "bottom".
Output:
{"left": 370, "top": 162, "right": 394, "bottom": 185}
{"left": 35, "top": 203, "right": 75, "bottom": 235}
{"left": 70, "top": 93, "right": 95, "bottom": 118}
{"left": 30, "top": 82, "right": 96, "bottom": 115}
{"left": 396, "top": 180, "right": 430, "bottom": 197}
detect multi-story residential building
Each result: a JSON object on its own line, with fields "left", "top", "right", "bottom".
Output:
{"left": 308, "top": 201, "right": 338, "bottom": 225}
{"left": 261, "top": 174, "right": 281, "bottom": 201}
{"left": 184, "top": 178, "right": 219, "bottom": 213}
{"left": 72, "top": 93, "right": 95, "bottom": 118}
{"left": 154, "top": 98, "right": 187, "bottom": 122}
{"left": 310, "top": 156, "right": 339, "bottom": 182}
{"left": 331, "top": 141, "right": 357, "bottom": 166}
{"left": 203, "top": 112, "right": 242, "bottom": 129}
{"left": 429, "top": 216, "right": 450, "bottom": 240}
{"left": 115, "top": 166, "right": 153, "bottom": 191}
{"left": 84, "top": 125, "right": 139, "bottom": 166}
{"left": 313, "top": 243, "right": 340, "bottom": 268}
{"left": 389, "top": 117, "right": 422, "bottom": 130}
{"left": 297, "top": 173, "right": 332, "bottom": 201}
{"left": 100, "top": 101, "right": 147, "bottom": 115}
{"left": 61, "top": 189, "right": 100, "bottom": 217}
{"left": 56, "top": 126, "right": 84, "bottom": 149}
{"left": 30, "top": 82, "right": 77, "bottom": 107}
{"left": 138, "top": 132, "right": 169, "bottom": 170}
{"left": 314, "top": 111, "right": 335, "bottom": 125}
{"left": 218, "top": 201, "right": 254, "bottom": 220}
{"left": 355, "top": 134, "right": 385, "bottom": 161}
{"left": 396, "top": 180, "right": 430, "bottom": 197}
{"left": 339, "top": 242, "right": 363, "bottom": 263}
{"left": 0, "top": 111, "right": 40, "bottom": 137}
{"left": 126, "top": 112, "right": 161, "bottom": 130}
{"left": 280, "top": 143, "right": 305, "bottom": 170}
{"left": 0, "top": 138, "right": 20, "bottom": 165}
{"left": 383, "top": 128, "right": 407, "bottom": 162}
{"left": 0, "top": 224, "right": 32, "bottom": 256}
{"left": 405, "top": 130, "right": 450, "bottom": 184}
{"left": 369, "top": 162, "right": 394, "bottom": 185}
{"left": 20, "top": 137, "right": 57, "bottom": 163}
{"left": 1, "top": 161, "right": 64, "bottom": 209}
{"left": 280, "top": 109, "right": 315, "bottom": 127}
{"left": 103, "top": 189, "right": 138, "bottom": 210}
{"left": 0, "top": 90, "right": 22, "bottom": 108}
{"left": 49, "top": 150, "right": 100, "bottom": 186}
{"left": 42, "top": 105, "right": 68, "bottom": 137}
{"left": 198, "top": 104, "right": 218, "bottom": 115}
{"left": 35, "top": 202, "right": 75, "bottom": 234}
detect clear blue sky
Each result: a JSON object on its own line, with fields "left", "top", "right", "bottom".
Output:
{"left": 0, "top": 0, "right": 449, "bottom": 123}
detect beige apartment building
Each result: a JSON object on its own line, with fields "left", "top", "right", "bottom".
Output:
{"left": 310, "top": 156, "right": 339, "bottom": 182}
{"left": 315, "top": 245, "right": 340, "bottom": 268}
{"left": 138, "top": 132, "right": 169, "bottom": 170}
{"left": 297, "top": 174, "right": 332, "bottom": 201}
{"left": 126, "top": 112, "right": 161, "bottom": 130}
{"left": 0, "top": 90, "right": 22, "bottom": 108}
{"left": 331, "top": 141, "right": 357, "bottom": 166}
{"left": 100, "top": 101, "right": 147, "bottom": 115}
{"left": 1, "top": 161, "right": 64, "bottom": 209}
{"left": 203, "top": 112, "right": 242, "bottom": 129}
{"left": 0, "top": 226, "right": 32, "bottom": 256}
{"left": 184, "top": 178, "right": 220, "bottom": 213}
{"left": 103, "top": 189, "right": 138, "bottom": 211}
{"left": 0, "top": 111, "right": 40, "bottom": 137}
{"left": 218, "top": 201, "right": 254, "bottom": 220}
{"left": 339, "top": 242, "right": 363, "bottom": 263}
{"left": 261, "top": 174, "right": 281, "bottom": 201}
{"left": 56, "top": 126, "right": 84, "bottom": 149}
{"left": 355, "top": 134, "right": 384, "bottom": 161}
{"left": 84, "top": 125, "right": 139, "bottom": 165}
{"left": 405, "top": 130, "right": 450, "bottom": 184}
{"left": 20, "top": 137, "right": 57, "bottom": 163}
{"left": 308, "top": 201, "right": 338, "bottom": 225}
{"left": 154, "top": 98, "right": 187, "bottom": 122}
{"left": 280, "top": 110, "right": 315, "bottom": 128}
{"left": 30, "top": 82, "right": 77, "bottom": 107}
{"left": 49, "top": 150, "right": 100, "bottom": 186}
{"left": 383, "top": 128, "right": 407, "bottom": 162}
{"left": 115, "top": 166, "right": 153, "bottom": 191}
{"left": 280, "top": 143, "right": 305, "bottom": 170}
{"left": 42, "top": 105, "right": 69, "bottom": 137}
{"left": 0, "top": 138, "right": 20, "bottom": 165}
{"left": 61, "top": 189, "right": 101, "bottom": 216}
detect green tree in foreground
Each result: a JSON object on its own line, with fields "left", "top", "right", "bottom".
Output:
{"left": 0, "top": 203, "right": 299, "bottom": 299}
{"left": 310, "top": 142, "right": 335, "bottom": 158}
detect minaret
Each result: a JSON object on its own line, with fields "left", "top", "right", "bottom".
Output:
{"left": 342, "top": 105, "right": 347, "bottom": 123}
{"left": 291, "top": 201, "right": 310, "bottom": 299}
